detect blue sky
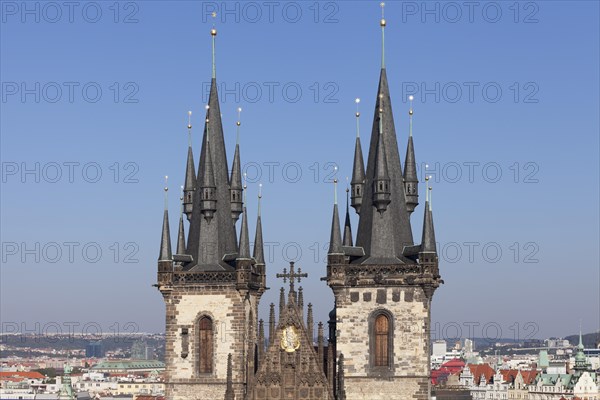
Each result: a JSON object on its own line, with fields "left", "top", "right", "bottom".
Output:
{"left": 1, "top": 1, "right": 598, "bottom": 341}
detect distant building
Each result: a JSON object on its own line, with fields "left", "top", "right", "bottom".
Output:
{"left": 85, "top": 341, "right": 104, "bottom": 358}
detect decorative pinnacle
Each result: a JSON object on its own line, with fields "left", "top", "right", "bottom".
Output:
{"left": 236, "top": 107, "right": 242, "bottom": 144}
{"left": 334, "top": 167, "right": 338, "bottom": 205}
{"left": 409, "top": 95, "right": 414, "bottom": 137}
{"left": 425, "top": 172, "right": 430, "bottom": 203}
{"left": 380, "top": 2, "right": 386, "bottom": 68}
{"left": 180, "top": 185, "right": 184, "bottom": 213}
{"left": 243, "top": 172, "right": 248, "bottom": 204}
{"left": 164, "top": 175, "right": 169, "bottom": 210}
{"left": 257, "top": 183, "right": 262, "bottom": 216}
{"left": 211, "top": 12, "right": 217, "bottom": 79}
{"left": 429, "top": 186, "right": 432, "bottom": 211}
{"left": 187, "top": 111, "right": 192, "bottom": 146}
{"left": 355, "top": 98, "right": 361, "bottom": 137}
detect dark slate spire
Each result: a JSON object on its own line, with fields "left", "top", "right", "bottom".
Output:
{"left": 158, "top": 180, "right": 172, "bottom": 261}
{"left": 403, "top": 96, "right": 419, "bottom": 215}
{"left": 354, "top": 68, "right": 415, "bottom": 263}
{"left": 229, "top": 107, "right": 243, "bottom": 223}
{"left": 421, "top": 180, "right": 436, "bottom": 253}
{"left": 350, "top": 98, "right": 365, "bottom": 214}
{"left": 328, "top": 180, "right": 343, "bottom": 255}
{"left": 176, "top": 190, "right": 186, "bottom": 256}
{"left": 372, "top": 95, "right": 391, "bottom": 214}
{"left": 185, "top": 29, "right": 238, "bottom": 270}
{"left": 198, "top": 107, "right": 217, "bottom": 223}
{"left": 253, "top": 185, "right": 265, "bottom": 264}
{"left": 183, "top": 111, "right": 196, "bottom": 221}
{"left": 238, "top": 202, "right": 251, "bottom": 259}
{"left": 343, "top": 187, "right": 353, "bottom": 247}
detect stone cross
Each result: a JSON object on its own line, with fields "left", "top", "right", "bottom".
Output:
{"left": 276, "top": 261, "right": 307, "bottom": 294}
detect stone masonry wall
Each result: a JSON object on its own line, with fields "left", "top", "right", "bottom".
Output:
{"left": 334, "top": 286, "right": 431, "bottom": 400}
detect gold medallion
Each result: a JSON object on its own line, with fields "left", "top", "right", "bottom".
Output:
{"left": 280, "top": 325, "right": 300, "bottom": 353}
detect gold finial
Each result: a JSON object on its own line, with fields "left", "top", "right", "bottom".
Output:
{"left": 429, "top": 185, "right": 432, "bottom": 211}
{"left": 380, "top": 2, "right": 386, "bottom": 68}
{"left": 355, "top": 98, "right": 361, "bottom": 138}
{"left": 236, "top": 107, "right": 242, "bottom": 144}
{"left": 211, "top": 12, "right": 217, "bottom": 78}
{"left": 164, "top": 175, "right": 169, "bottom": 209}
{"left": 257, "top": 183, "right": 262, "bottom": 216}
{"left": 409, "top": 95, "right": 414, "bottom": 137}
{"left": 187, "top": 110, "right": 193, "bottom": 146}
{"left": 333, "top": 167, "right": 339, "bottom": 205}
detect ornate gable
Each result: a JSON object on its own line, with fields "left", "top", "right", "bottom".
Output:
{"left": 250, "top": 263, "right": 333, "bottom": 400}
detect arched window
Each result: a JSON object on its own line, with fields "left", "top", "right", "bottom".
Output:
{"left": 198, "top": 316, "right": 213, "bottom": 373}
{"left": 374, "top": 314, "right": 389, "bottom": 367}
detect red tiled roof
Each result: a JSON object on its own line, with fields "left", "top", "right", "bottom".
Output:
{"left": 0, "top": 372, "right": 45, "bottom": 380}
{"left": 467, "top": 364, "right": 495, "bottom": 385}
{"left": 441, "top": 359, "right": 466, "bottom": 373}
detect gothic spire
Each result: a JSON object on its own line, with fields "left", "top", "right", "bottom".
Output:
{"left": 183, "top": 111, "right": 196, "bottom": 221}
{"left": 230, "top": 107, "right": 243, "bottom": 222}
{"left": 350, "top": 98, "right": 365, "bottom": 214}
{"left": 158, "top": 177, "right": 172, "bottom": 261}
{"left": 403, "top": 95, "right": 419, "bottom": 214}
{"left": 372, "top": 95, "right": 391, "bottom": 214}
{"left": 269, "top": 303, "right": 276, "bottom": 345}
{"left": 354, "top": 52, "right": 415, "bottom": 263}
{"left": 328, "top": 179, "right": 343, "bottom": 255}
{"left": 421, "top": 179, "right": 436, "bottom": 253}
{"left": 185, "top": 27, "right": 239, "bottom": 270}
{"left": 176, "top": 187, "right": 186, "bottom": 255}
{"left": 343, "top": 186, "right": 353, "bottom": 247}
{"left": 238, "top": 184, "right": 251, "bottom": 259}
{"left": 199, "top": 105, "right": 217, "bottom": 222}
{"left": 253, "top": 184, "right": 265, "bottom": 264}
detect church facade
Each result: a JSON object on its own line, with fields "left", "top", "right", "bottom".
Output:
{"left": 155, "top": 11, "right": 442, "bottom": 400}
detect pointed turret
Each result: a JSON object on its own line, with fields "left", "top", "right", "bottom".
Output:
{"left": 199, "top": 106, "right": 217, "bottom": 222}
{"left": 350, "top": 98, "right": 365, "bottom": 214}
{"left": 343, "top": 187, "right": 353, "bottom": 247}
{"left": 420, "top": 181, "right": 436, "bottom": 254}
{"left": 157, "top": 178, "right": 173, "bottom": 286}
{"left": 238, "top": 200, "right": 251, "bottom": 259}
{"left": 176, "top": 189, "right": 186, "bottom": 256}
{"left": 230, "top": 108, "right": 243, "bottom": 222}
{"left": 269, "top": 303, "right": 275, "bottom": 345}
{"left": 307, "top": 303, "right": 314, "bottom": 344}
{"left": 328, "top": 179, "right": 343, "bottom": 255}
{"left": 372, "top": 95, "right": 391, "bottom": 214}
{"left": 183, "top": 111, "right": 196, "bottom": 221}
{"left": 403, "top": 96, "right": 419, "bottom": 214}
{"left": 159, "top": 179, "right": 172, "bottom": 262}
{"left": 253, "top": 184, "right": 266, "bottom": 288}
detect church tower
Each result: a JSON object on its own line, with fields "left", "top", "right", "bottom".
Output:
{"left": 324, "top": 5, "right": 443, "bottom": 399}
{"left": 155, "top": 26, "right": 267, "bottom": 400}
